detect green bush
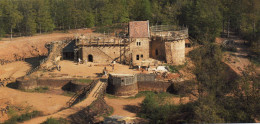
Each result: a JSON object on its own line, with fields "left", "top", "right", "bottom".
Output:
{"left": 42, "top": 118, "right": 68, "bottom": 124}
{"left": 16, "top": 111, "right": 41, "bottom": 122}
{"left": 165, "top": 62, "right": 187, "bottom": 73}
{"left": 4, "top": 111, "right": 41, "bottom": 124}
{"left": 76, "top": 79, "right": 93, "bottom": 84}
{"left": 62, "top": 91, "right": 75, "bottom": 97}
{"left": 24, "top": 87, "right": 49, "bottom": 93}
{"left": 138, "top": 92, "right": 195, "bottom": 123}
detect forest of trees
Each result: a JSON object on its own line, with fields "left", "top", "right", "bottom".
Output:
{"left": 138, "top": 44, "right": 260, "bottom": 123}
{"left": 0, "top": 0, "right": 259, "bottom": 43}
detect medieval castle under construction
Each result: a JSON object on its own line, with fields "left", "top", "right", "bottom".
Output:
{"left": 62, "top": 21, "right": 189, "bottom": 67}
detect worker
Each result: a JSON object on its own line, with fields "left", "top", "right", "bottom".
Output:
{"left": 112, "top": 64, "right": 114, "bottom": 71}
{"left": 85, "top": 59, "right": 88, "bottom": 64}
{"left": 78, "top": 58, "right": 81, "bottom": 64}
{"left": 58, "top": 65, "right": 61, "bottom": 71}
{"left": 0, "top": 79, "right": 4, "bottom": 87}
{"left": 103, "top": 67, "right": 107, "bottom": 76}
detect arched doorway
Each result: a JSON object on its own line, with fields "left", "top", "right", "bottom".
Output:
{"left": 88, "top": 54, "right": 93, "bottom": 62}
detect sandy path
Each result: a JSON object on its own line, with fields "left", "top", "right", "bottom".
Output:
{"left": 0, "top": 61, "right": 31, "bottom": 79}
{"left": 0, "top": 87, "right": 70, "bottom": 115}
{"left": 104, "top": 97, "right": 144, "bottom": 117}
{"left": 23, "top": 81, "right": 104, "bottom": 124}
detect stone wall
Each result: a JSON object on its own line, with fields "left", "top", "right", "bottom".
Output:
{"left": 108, "top": 83, "right": 138, "bottom": 96}
{"left": 82, "top": 46, "right": 121, "bottom": 63}
{"left": 17, "top": 77, "right": 73, "bottom": 90}
{"left": 165, "top": 39, "right": 185, "bottom": 65}
{"left": 138, "top": 81, "right": 172, "bottom": 92}
{"left": 150, "top": 39, "right": 166, "bottom": 61}
{"left": 130, "top": 38, "right": 150, "bottom": 66}
{"left": 62, "top": 80, "right": 91, "bottom": 92}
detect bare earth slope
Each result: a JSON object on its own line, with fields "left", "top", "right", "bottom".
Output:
{"left": 0, "top": 87, "right": 70, "bottom": 115}
{"left": 0, "top": 33, "right": 75, "bottom": 62}
{"left": 0, "top": 61, "right": 31, "bottom": 79}
{"left": 22, "top": 81, "right": 104, "bottom": 124}
{"left": 0, "top": 29, "right": 94, "bottom": 62}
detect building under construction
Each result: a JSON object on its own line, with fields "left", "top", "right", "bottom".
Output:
{"left": 65, "top": 21, "right": 189, "bottom": 66}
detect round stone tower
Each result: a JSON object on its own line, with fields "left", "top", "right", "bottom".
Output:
{"left": 165, "top": 39, "right": 186, "bottom": 65}
{"left": 107, "top": 74, "right": 138, "bottom": 96}
{"left": 150, "top": 26, "right": 188, "bottom": 65}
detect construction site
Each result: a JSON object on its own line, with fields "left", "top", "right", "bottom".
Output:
{"left": 1, "top": 20, "right": 248, "bottom": 123}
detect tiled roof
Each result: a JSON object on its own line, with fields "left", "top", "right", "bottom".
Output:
{"left": 129, "top": 21, "right": 149, "bottom": 38}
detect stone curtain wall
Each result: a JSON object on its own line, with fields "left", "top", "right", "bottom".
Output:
{"left": 138, "top": 81, "right": 172, "bottom": 93}
{"left": 136, "top": 74, "right": 155, "bottom": 82}
{"left": 82, "top": 46, "right": 121, "bottom": 63}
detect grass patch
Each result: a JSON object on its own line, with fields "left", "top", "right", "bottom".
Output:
{"left": 165, "top": 62, "right": 187, "bottom": 73}
{"left": 75, "top": 79, "right": 93, "bottom": 84}
{"left": 61, "top": 91, "right": 75, "bottom": 97}
{"left": 4, "top": 111, "right": 41, "bottom": 124}
{"left": 105, "top": 93, "right": 120, "bottom": 99}
{"left": 106, "top": 91, "right": 179, "bottom": 99}
{"left": 23, "top": 87, "right": 49, "bottom": 93}
{"left": 128, "top": 91, "right": 156, "bottom": 99}
{"left": 42, "top": 117, "right": 69, "bottom": 124}
{"left": 105, "top": 91, "right": 154, "bottom": 99}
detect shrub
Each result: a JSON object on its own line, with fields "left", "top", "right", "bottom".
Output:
{"left": 4, "top": 111, "right": 41, "bottom": 124}
{"left": 76, "top": 79, "right": 93, "bottom": 84}
{"left": 42, "top": 118, "right": 68, "bottom": 124}
{"left": 62, "top": 91, "right": 75, "bottom": 97}
{"left": 165, "top": 62, "right": 187, "bottom": 73}
{"left": 24, "top": 87, "right": 49, "bottom": 93}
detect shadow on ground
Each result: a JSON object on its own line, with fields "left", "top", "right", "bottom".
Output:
{"left": 123, "top": 105, "right": 141, "bottom": 114}
{"left": 24, "top": 56, "right": 47, "bottom": 68}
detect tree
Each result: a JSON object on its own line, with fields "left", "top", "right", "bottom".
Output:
{"left": 1, "top": 0, "right": 22, "bottom": 40}
{"left": 180, "top": 0, "right": 222, "bottom": 43}
{"left": 17, "top": 0, "right": 37, "bottom": 36}
{"left": 194, "top": 97, "right": 224, "bottom": 123}
{"left": 0, "top": 7, "right": 5, "bottom": 38}
{"left": 35, "top": 0, "right": 55, "bottom": 33}
{"left": 233, "top": 65, "right": 260, "bottom": 121}
{"left": 83, "top": 11, "right": 95, "bottom": 28}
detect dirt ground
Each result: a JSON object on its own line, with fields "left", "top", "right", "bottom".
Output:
{"left": 220, "top": 39, "right": 252, "bottom": 75}
{"left": 41, "top": 60, "right": 142, "bottom": 78}
{"left": 104, "top": 97, "right": 145, "bottom": 117}
{"left": 0, "top": 61, "right": 31, "bottom": 79}
{"left": 23, "top": 81, "right": 105, "bottom": 124}
{"left": 0, "top": 87, "right": 70, "bottom": 115}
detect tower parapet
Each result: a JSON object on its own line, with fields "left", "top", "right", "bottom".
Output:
{"left": 150, "top": 25, "right": 188, "bottom": 65}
